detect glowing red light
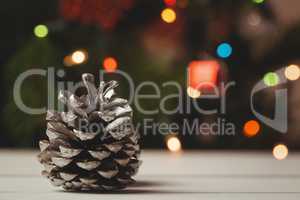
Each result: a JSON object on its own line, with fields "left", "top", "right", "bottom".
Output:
{"left": 188, "top": 60, "right": 220, "bottom": 91}
{"left": 164, "top": 0, "right": 176, "bottom": 6}
{"left": 103, "top": 57, "right": 118, "bottom": 73}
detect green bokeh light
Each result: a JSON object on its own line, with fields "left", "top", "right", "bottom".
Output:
{"left": 34, "top": 24, "right": 48, "bottom": 38}
{"left": 253, "top": 0, "right": 264, "bottom": 4}
{"left": 263, "top": 72, "right": 279, "bottom": 86}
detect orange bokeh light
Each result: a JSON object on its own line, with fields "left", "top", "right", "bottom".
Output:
{"left": 164, "top": 0, "right": 176, "bottom": 6}
{"left": 103, "top": 57, "right": 118, "bottom": 72}
{"left": 243, "top": 120, "right": 260, "bottom": 137}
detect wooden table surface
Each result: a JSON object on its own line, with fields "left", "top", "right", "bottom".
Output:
{"left": 1, "top": 150, "right": 300, "bottom": 200}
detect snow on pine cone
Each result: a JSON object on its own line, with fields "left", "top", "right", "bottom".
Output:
{"left": 38, "top": 73, "right": 141, "bottom": 191}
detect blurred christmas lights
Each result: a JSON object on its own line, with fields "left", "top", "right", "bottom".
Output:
{"left": 187, "top": 86, "right": 201, "bottom": 98}
{"left": 263, "top": 72, "right": 279, "bottom": 86}
{"left": 216, "top": 43, "right": 232, "bottom": 58}
{"left": 166, "top": 136, "right": 182, "bottom": 152}
{"left": 60, "top": 0, "right": 135, "bottom": 30}
{"left": 103, "top": 57, "right": 118, "bottom": 73}
{"left": 34, "top": 24, "right": 48, "bottom": 38}
{"left": 273, "top": 144, "right": 288, "bottom": 160}
{"left": 71, "top": 50, "right": 87, "bottom": 64}
{"left": 188, "top": 60, "right": 220, "bottom": 91}
{"left": 161, "top": 8, "right": 176, "bottom": 23}
{"left": 243, "top": 120, "right": 260, "bottom": 137}
{"left": 164, "top": 0, "right": 176, "bottom": 7}
{"left": 285, "top": 64, "right": 300, "bottom": 81}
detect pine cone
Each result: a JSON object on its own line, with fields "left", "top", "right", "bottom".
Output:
{"left": 38, "top": 73, "right": 141, "bottom": 191}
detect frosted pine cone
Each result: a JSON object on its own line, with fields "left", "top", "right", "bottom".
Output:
{"left": 38, "top": 73, "right": 141, "bottom": 191}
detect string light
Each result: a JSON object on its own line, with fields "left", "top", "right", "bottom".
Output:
{"left": 164, "top": 0, "right": 176, "bottom": 7}
{"left": 216, "top": 43, "right": 232, "bottom": 58}
{"left": 243, "top": 120, "right": 260, "bottom": 137}
{"left": 166, "top": 136, "right": 182, "bottom": 152}
{"left": 273, "top": 144, "right": 288, "bottom": 160}
{"left": 161, "top": 8, "right": 176, "bottom": 23}
{"left": 71, "top": 50, "right": 87, "bottom": 64}
{"left": 285, "top": 64, "right": 300, "bottom": 81}
{"left": 34, "top": 24, "right": 48, "bottom": 38}
{"left": 187, "top": 86, "right": 201, "bottom": 98}
{"left": 263, "top": 72, "right": 279, "bottom": 86}
{"left": 103, "top": 57, "right": 118, "bottom": 72}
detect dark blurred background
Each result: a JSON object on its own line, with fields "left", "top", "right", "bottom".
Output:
{"left": 1, "top": 0, "right": 300, "bottom": 150}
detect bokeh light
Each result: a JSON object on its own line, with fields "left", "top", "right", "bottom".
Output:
{"left": 187, "top": 86, "right": 201, "bottom": 98}
{"left": 166, "top": 136, "right": 182, "bottom": 152}
{"left": 285, "top": 64, "right": 300, "bottom": 81}
{"left": 216, "top": 43, "right": 232, "bottom": 58}
{"left": 263, "top": 72, "right": 279, "bottom": 86}
{"left": 71, "top": 50, "right": 87, "bottom": 64}
{"left": 188, "top": 60, "right": 220, "bottom": 91}
{"left": 243, "top": 120, "right": 260, "bottom": 137}
{"left": 164, "top": 0, "right": 176, "bottom": 7}
{"left": 63, "top": 55, "right": 73, "bottom": 67}
{"left": 161, "top": 8, "right": 176, "bottom": 23}
{"left": 34, "top": 24, "right": 48, "bottom": 38}
{"left": 253, "top": 0, "right": 264, "bottom": 4}
{"left": 273, "top": 144, "right": 288, "bottom": 160}
{"left": 103, "top": 57, "right": 118, "bottom": 72}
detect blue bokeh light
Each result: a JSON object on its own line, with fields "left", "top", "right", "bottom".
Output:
{"left": 216, "top": 43, "right": 232, "bottom": 58}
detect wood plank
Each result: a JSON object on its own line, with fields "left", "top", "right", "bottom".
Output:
{"left": 0, "top": 150, "right": 300, "bottom": 200}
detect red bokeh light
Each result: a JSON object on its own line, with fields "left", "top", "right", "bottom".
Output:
{"left": 103, "top": 57, "right": 118, "bottom": 72}
{"left": 188, "top": 60, "right": 220, "bottom": 91}
{"left": 164, "top": 0, "right": 176, "bottom": 7}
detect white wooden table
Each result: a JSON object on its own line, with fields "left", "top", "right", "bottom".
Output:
{"left": 1, "top": 150, "right": 300, "bottom": 200}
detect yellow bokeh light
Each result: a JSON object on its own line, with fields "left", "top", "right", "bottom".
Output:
{"left": 273, "top": 144, "right": 288, "bottom": 160}
{"left": 161, "top": 8, "right": 176, "bottom": 23}
{"left": 71, "top": 50, "right": 87, "bottom": 64}
{"left": 187, "top": 87, "right": 201, "bottom": 98}
{"left": 285, "top": 64, "right": 300, "bottom": 81}
{"left": 167, "top": 136, "right": 182, "bottom": 152}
